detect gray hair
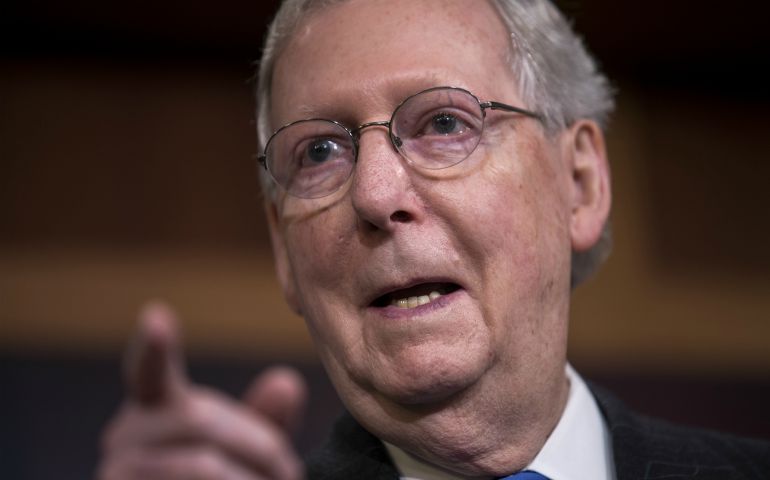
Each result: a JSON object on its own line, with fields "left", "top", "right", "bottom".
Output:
{"left": 255, "top": 0, "right": 615, "bottom": 286}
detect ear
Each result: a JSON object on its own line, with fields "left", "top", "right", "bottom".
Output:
{"left": 563, "top": 120, "right": 611, "bottom": 252}
{"left": 265, "top": 201, "right": 303, "bottom": 316}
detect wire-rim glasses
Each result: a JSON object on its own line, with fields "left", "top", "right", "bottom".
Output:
{"left": 258, "top": 86, "right": 541, "bottom": 199}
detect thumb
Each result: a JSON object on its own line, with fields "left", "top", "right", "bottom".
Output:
{"left": 124, "top": 301, "right": 188, "bottom": 406}
{"left": 243, "top": 366, "right": 307, "bottom": 433}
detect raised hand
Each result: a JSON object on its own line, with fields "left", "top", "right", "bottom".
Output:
{"left": 97, "top": 303, "right": 306, "bottom": 480}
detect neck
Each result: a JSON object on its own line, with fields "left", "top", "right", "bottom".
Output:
{"left": 363, "top": 363, "right": 570, "bottom": 477}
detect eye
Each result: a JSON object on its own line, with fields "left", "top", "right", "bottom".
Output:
{"left": 265, "top": 119, "right": 356, "bottom": 198}
{"left": 298, "top": 137, "right": 348, "bottom": 167}
{"left": 431, "top": 112, "right": 462, "bottom": 135}
{"left": 306, "top": 139, "right": 339, "bottom": 164}
{"left": 288, "top": 134, "right": 353, "bottom": 196}
{"left": 413, "top": 109, "right": 474, "bottom": 139}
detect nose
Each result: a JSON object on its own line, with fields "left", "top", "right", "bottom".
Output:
{"left": 350, "top": 126, "right": 420, "bottom": 232}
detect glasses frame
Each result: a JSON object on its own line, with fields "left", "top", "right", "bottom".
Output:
{"left": 257, "top": 86, "right": 542, "bottom": 198}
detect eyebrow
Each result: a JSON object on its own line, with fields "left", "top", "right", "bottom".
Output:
{"left": 296, "top": 102, "right": 331, "bottom": 118}
{"left": 289, "top": 74, "right": 471, "bottom": 123}
{"left": 293, "top": 100, "right": 350, "bottom": 124}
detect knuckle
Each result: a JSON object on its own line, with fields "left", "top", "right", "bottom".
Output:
{"left": 265, "top": 436, "right": 291, "bottom": 462}
{"left": 181, "top": 397, "right": 214, "bottom": 437}
{"left": 190, "top": 449, "right": 227, "bottom": 478}
{"left": 259, "top": 437, "right": 301, "bottom": 480}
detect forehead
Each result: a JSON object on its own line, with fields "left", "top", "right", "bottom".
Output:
{"left": 270, "top": 0, "right": 517, "bottom": 124}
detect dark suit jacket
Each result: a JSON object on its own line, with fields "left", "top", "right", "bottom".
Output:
{"left": 305, "top": 386, "right": 770, "bottom": 479}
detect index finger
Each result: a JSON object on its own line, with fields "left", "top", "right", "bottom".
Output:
{"left": 124, "top": 301, "right": 188, "bottom": 406}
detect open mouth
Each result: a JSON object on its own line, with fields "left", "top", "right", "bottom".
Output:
{"left": 371, "top": 282, "right": 461, "bottom": 309}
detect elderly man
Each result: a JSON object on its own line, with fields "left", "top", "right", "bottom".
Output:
{"left": 98, "top": 0, "right": 770, "bottom": 479}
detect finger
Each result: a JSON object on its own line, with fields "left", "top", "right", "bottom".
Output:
{"left": 104, "top": 387, "right": 303, "bottom": 480}
{"left": 124, "top": 301, "right": 187, "bottom": 406}
{"left": 243, "top": 366, "right": 307, "bottom": 433}
{"left": 195, "top": 389, "right": 304, "bottom": 480}
{"left": 98, "top": 446, "right": 271, "bottom": 480}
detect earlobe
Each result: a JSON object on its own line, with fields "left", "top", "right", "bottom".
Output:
{"left": 566, "top": 120, "right": 612, "bottom": 252}
{"left": 265, "top": 201, "right": 303, "bottom": 316}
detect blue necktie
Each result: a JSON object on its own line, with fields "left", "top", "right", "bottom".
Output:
{"left": 498, "top": 471, "right": 550, "bottom": 480}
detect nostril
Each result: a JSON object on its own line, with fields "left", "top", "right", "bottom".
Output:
{"left": 390, "top": 210, "right": 412, "bottom": 223}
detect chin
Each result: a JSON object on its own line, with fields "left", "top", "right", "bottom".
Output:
{"left": 367, "top": 342, "right": 492, "bottom": 406}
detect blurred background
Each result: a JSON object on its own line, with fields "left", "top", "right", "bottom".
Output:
{"left": 1, "top": 0, "right": 769, "bottom": 478}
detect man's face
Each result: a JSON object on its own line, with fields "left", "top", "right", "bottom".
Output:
{"left": 267, "top": 0, "right": 604, "bottom": 465}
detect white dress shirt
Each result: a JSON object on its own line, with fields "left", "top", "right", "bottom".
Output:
{"left": 384, "top": 364, "right": 616, "bottom": 480}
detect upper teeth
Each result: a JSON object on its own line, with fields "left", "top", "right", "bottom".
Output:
{"left": 391, "top": 290, "right": 442, "bottom": 308}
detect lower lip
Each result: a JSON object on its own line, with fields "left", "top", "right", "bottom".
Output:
{"left": 370, "top": 288, "right": 463, "bottom": 319}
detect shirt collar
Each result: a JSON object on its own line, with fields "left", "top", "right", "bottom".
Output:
{"left": 525, "top": 364, "right": 615, "bottom": 480}
{"left": 384, "top": 364, "right": 616, "bottom": 480}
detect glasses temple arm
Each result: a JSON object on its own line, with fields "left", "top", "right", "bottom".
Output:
{"left": 480, "top": 101, "right": 542, "bottom": 121}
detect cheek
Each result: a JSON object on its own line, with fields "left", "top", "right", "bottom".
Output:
{"left": 283, "top": 205, "right": 353, "bottom": 287}
{"left": 458, "top": 133, "right": 571, "bottom": 312}
{"left": 280, "top": 205, "right": 361, "bottom": 339}
{"left": 492, "top": 133, "right": 571, "bottom": 253}
{"left": 465, "top": 135, "right": 568, "bottom": 255}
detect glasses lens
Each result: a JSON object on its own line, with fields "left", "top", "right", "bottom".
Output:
{"left": 392, "top": 88, "right": 484, "bottom": 169}
{"left": 265, "top": 120, "right": 355, "bottom": 198}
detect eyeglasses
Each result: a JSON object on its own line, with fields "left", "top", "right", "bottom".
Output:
{"left": 258, "top": 86, "right": 541, "bottom": 199}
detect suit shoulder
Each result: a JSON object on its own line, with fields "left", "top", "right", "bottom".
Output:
{"left": 591, "top": 383, "right": 770, "bottom": 479}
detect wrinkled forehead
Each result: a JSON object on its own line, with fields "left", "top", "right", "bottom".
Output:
{"left": 269, "top": 0, "right": 517, "bottom": 126}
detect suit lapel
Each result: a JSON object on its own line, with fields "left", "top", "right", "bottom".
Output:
{"left": 590, "top": 384, "right": 750, "bottom": 480}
